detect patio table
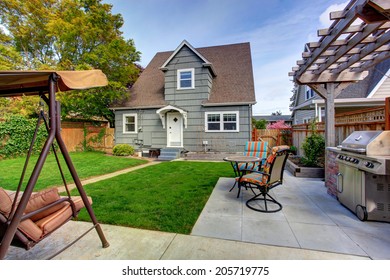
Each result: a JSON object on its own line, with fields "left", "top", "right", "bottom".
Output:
{"left": 223, "top": 156, "right": 263, "bottom": 197}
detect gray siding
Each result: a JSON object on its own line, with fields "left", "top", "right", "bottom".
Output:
{"left": 114, "top": 105, "right": 252, "bottom": 152}
{"left": 293, "top": 110, "right": 316, "bottom": 125}
{"left": 115, "top": 109, "right": 167, "bottom": 148}
{"left": 163, "top": 46, "right": 211, "bottom": 105}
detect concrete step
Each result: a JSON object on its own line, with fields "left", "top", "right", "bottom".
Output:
{"left": 157, "top": 148, "right": 182, "bottom": 161}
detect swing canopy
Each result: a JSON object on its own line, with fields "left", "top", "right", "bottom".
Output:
{"left": 0, "top": 70, "right": 108, "bottom": 97}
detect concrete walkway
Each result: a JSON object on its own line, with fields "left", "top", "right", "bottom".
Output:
{"left": 57, "top": 160, "right": 161, "bottom": 192}
{"left": 5, "top": 220, "right": 369, "bottom": 260}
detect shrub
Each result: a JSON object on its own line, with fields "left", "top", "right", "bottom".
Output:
{"left": 301, "top": 133, "right": 325, "bottom": 167}
{"left": 113, "top": 144, "right": 134, "bottom": 156}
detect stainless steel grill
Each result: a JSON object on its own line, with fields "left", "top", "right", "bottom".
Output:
{"left": 335, "top": 131, "right": 390, "bottom": 222}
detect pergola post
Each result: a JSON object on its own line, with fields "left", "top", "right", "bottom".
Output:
{"left": 309, "top": 83, "right": 348, "bottom": 147}
{"left": 324, "top": 83, "right": 336, "bottom": 147}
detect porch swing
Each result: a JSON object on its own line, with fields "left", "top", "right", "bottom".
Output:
{"left": 0, "top": 70, "right": 110, "bottom": 259}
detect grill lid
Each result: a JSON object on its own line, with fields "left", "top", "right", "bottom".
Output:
{"left": 340, "top": 131, "right": 390, "bottom": 155}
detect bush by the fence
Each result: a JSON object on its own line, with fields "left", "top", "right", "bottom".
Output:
{"left": 301, "top": 133, "right": 325, "bottom": 167}
{"left": 0, "top": 114, "right": 48, "bottom": 159}
{"left": 112, "top": 144, "right": 134, "bottom": 156}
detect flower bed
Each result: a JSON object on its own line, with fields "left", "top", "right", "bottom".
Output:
{"left": 286, "top": 156, "right": 325, "bottom": 178}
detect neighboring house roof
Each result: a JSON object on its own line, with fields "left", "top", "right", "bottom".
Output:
{"left": 253, "top": 115, "right": 292, "bottom": 122}
{"left": 112, "top": 41, "right": 256, "bottom": 109}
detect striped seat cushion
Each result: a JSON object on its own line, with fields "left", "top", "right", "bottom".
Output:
{"left": 239, "top": 172, "right": 266, "bottom": 186}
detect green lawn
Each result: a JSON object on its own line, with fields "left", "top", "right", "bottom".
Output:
{"left": 0, "top": 152, "right": 148, "bottom": 191}
{"left": 0, "top": 153, "right": 235, "bottom": 234}
{"left": 74, "top": 161, "right": 234, "bottom": 234}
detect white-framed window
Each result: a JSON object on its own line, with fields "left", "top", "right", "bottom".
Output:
{"left": 205, "top": 111, "right": 239, "bottom": 132}
{"left": 305, "top": 86, "right": 314, "bottom": 100}
{"left": 123, "top": 113, "right": 137, "bottom": 134}
{"left": 177, "top": 68, "right": 195, "bottom": 89}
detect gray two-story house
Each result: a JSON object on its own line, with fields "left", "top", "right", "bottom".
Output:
{"left": 111, "top": 40, "right": 256, "bottom": 155}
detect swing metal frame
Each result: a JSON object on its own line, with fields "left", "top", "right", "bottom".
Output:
{"left": 0, "top": 70, "right": 110, "bottom": 259}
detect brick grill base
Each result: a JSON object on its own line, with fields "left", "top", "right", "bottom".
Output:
{"left": 325, "top": 149, "right": 339, "bottom": 198}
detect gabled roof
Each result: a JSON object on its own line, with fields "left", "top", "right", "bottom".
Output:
{"left": 112, "top": 41, "right": 256, "bottom": 109}
{"left": 160, "top": 40, "right": 216, "bottom": 76}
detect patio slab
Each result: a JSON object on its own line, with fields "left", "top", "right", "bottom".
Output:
{"left": 191, "top": 171, "right": 390, "bottom": 260}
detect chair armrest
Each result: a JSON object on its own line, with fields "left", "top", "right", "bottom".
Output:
{"left": 240, "top": 168, "right": 269, "bottom": 176}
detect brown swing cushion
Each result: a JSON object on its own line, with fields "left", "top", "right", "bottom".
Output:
{"left": 25, "top": 188, "right": 66, "bottom": 222}
{"left": 0, "top": 187, "right": 42, "bottom": 242}
{"left": 0, "top": 187, "right": 12, "bottom": 217}
{"left": 1, "top": 187, "right": 92, "bottom": 243}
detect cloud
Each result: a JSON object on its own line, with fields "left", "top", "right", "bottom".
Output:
{"left": 319, "top": 1, "right": 349, "bottom": 27}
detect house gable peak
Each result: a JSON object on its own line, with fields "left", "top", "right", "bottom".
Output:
{"left": 159, "top": 40, "right": 216, "bottom": 76}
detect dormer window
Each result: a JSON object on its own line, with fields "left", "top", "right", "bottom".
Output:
{"left": 305, "top": 86, "right": 314, "bottom": 100}
{"left": 177, "top": 68, "right": 194, "bottom": 89}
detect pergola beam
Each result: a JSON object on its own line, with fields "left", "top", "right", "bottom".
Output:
{"left": 314, "top": 21, "right": 386, "bottom": 74}
{"left": 294, "top": 0, "right": 366, "bottom": 78}
{"left": 336, "top": 33, "right": 390, "bottom": 72}
{"left": 297, "top": 69, "right": 368, "bottom": 84}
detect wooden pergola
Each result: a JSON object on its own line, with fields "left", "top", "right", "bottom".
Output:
{"left": 289, "top": 0, "right": 390, "bottom": 147}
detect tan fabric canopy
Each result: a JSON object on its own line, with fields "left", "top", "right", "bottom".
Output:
{"left": 0, "top": 70, "right": 108, "bottom": 97}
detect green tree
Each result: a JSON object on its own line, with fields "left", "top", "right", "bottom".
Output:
{"left": 57, "top": 81, "right": 128, "bottom": 126}
{"left": 0, "top": 0, "right": 141, "bottom": 125}
{"left": 252, "top": 118, "right": 267, "bottom": 129}
{"left": 271, "top": 110, "right": 282, "bottom": 116}
{"left": 0, "top": 96, "right": 41, "bottom": 118}
{"left": 0, "top": 30, "right": 23, "bottom": 70}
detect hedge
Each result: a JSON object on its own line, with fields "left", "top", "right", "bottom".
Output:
{"left": 0, "top": 114, "right": 48, "bottom": 159}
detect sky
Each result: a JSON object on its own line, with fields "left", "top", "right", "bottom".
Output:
{"left": 102, "top": 0, "right": 349, "bottom": 116}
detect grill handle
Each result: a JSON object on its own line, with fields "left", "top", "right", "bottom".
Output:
{"left": 336, "top": 172, "right": 343, "bottom": 193}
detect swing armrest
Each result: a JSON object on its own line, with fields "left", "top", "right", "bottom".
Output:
{"left": 23, "top": 188, "right": 66, "bottom": 222}
{"left": 21, "top": 197, "right": 69, "bottom": 221}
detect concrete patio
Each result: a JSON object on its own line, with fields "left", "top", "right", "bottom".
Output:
{"left": 4, "top": 168, "right": 390, "bottom": 260}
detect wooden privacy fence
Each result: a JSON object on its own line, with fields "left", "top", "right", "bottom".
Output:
{"left": 61, "top": 121, "right": 114, "bottom": 153}
{"left": 292, "top": 106, "right": 386, "bottom": 155}
{"left": 252, "top": 128, "right": 292, "bottom": 150}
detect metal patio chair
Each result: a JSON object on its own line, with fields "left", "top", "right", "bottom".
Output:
{"left": 238, "top": 146, "right": 290, "bottom": 213}
{"left": 228, "top": 141, "right": 268, "bottom": 197}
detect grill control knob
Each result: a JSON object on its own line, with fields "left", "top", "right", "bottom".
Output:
{"left": 352, "top": 159, "right": 359, "bottom": 164}
{"left": 364, "top": 162, "right": 374, "bottom": 168}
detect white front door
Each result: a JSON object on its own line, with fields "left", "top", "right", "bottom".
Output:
{"left": 167, "top": 112, "right": 183, "bottom": 147}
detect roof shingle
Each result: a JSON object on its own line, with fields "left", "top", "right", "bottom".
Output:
{"left": 113, "top": 42, "right": 256, "bottom": 108}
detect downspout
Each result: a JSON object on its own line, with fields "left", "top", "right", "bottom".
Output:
{"left": 249, "top": 104, "right": 253, "bottom": 140}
